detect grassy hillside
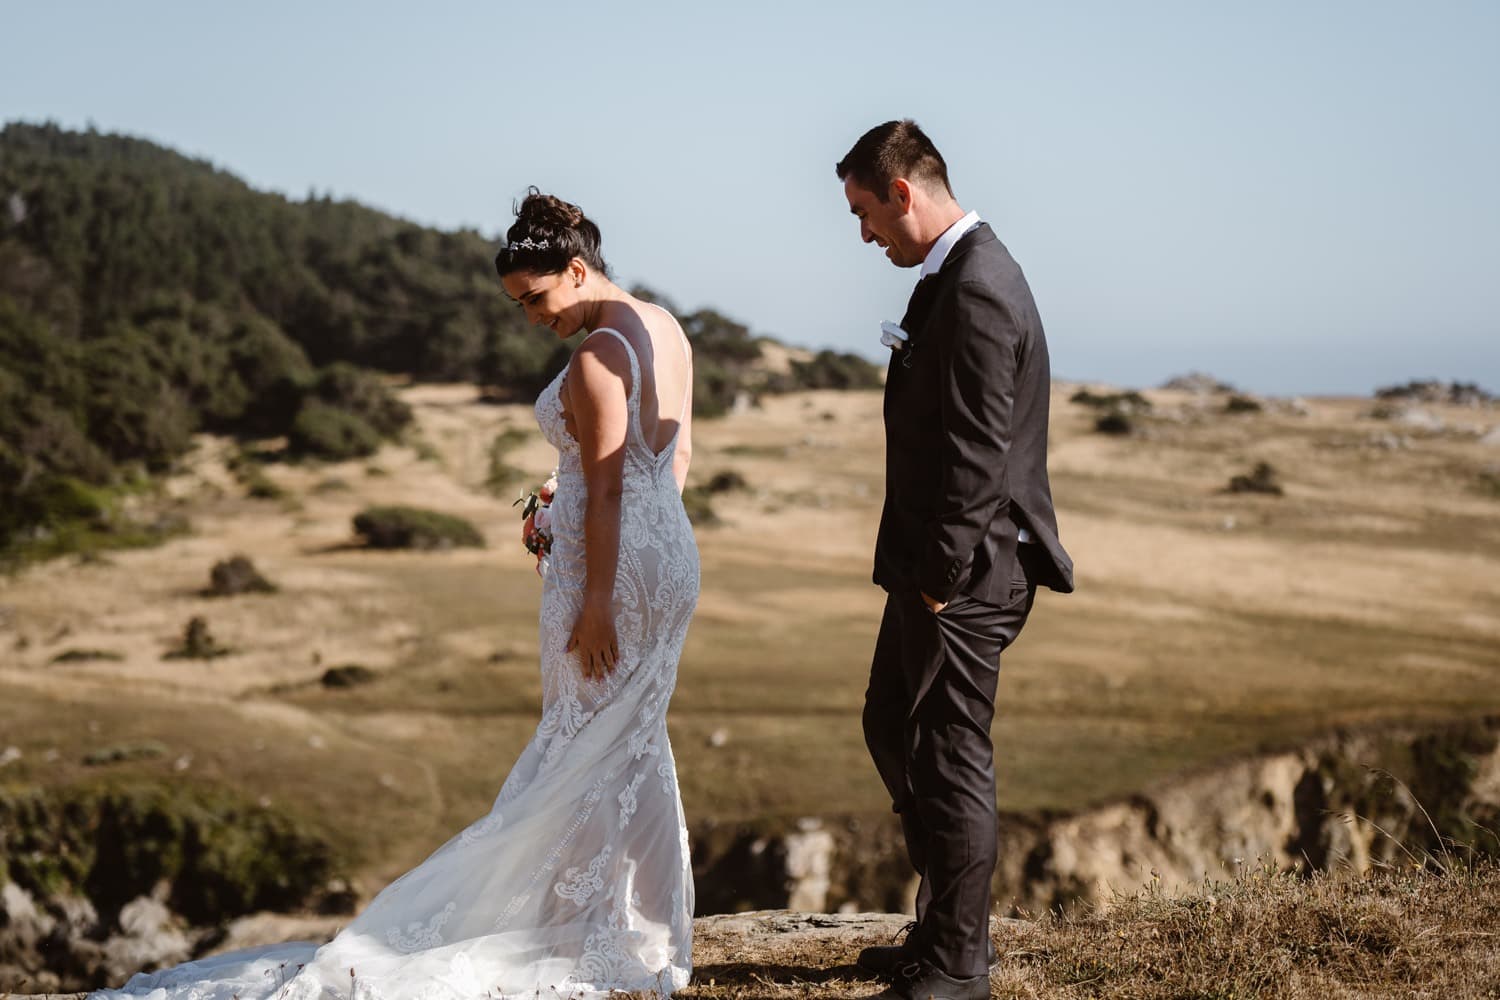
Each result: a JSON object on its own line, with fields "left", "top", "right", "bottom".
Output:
{"left": 0, "top": 121, "right": 877, "bottom": 564}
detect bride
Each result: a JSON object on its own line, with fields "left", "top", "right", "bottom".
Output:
{"left": 97, "top": 191, "right": 699, "bottom": 1000}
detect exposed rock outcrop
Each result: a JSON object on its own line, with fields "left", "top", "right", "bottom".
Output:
{"left": 697, "top": 717, "right": 1500, "bottom": 915}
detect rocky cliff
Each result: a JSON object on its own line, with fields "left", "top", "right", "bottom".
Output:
{"left": 695, "top": 716, "right": 1500, "bottom": 915}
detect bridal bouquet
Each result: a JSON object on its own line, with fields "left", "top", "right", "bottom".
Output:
{"left": 515, "top": 472, "right": 557, "bottom": 574}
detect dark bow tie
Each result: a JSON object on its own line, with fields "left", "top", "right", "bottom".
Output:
{"left": 900, "top": 273, "right": 941, "bottom": 332}
{"left": 885, "top": 274, "right": 942, "bottom": 368}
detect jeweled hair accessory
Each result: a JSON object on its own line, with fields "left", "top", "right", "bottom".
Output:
{"left": 504, "top": 236, "right": 551, "bottom": 252}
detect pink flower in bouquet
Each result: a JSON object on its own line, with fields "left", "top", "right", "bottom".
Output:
{"left": 515, "top": 472, "right": 557, "bottom": 575}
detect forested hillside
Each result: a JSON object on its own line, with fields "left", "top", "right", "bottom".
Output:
{"left": 0, "top": 122, "right": 877, "bottom": 560}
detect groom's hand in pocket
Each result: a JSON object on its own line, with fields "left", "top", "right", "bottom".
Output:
{"left": 567, "top": 598, "right": 620, "bottom": 680}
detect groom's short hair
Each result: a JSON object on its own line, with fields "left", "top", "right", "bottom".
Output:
{"left": 836, "top": 119, "right": 954, "bottom": 203}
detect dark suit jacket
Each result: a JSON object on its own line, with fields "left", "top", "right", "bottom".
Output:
{"left": 874, "top": 222, "right": 1074, "bottom": 604}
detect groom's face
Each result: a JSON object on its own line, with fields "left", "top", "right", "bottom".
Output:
{"left": 844, "top": 176, "right": 920, "bottom": 268}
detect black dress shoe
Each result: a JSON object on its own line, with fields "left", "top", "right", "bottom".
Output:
{"left": 857, "top": 921, "right": 917, "bottom": 977}
{"left": 872, "top": 959, "right": 990, "bottom": 1000}
{"left": 858, "top": 930, "right": 998, "bottom": 980}
{"left": 858, "top": 941, "right": 913, "bottom": 977}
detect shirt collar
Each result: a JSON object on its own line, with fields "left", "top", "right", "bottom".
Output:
{"left": 919, "top": 210, "right": 981, "bottom": 280}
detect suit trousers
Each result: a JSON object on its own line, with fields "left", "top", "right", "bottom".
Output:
{"left": 862, "top": 577, "right": 1034, "bottom": 979}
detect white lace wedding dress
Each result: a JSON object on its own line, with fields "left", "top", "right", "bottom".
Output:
{"left": 97, "top": 327, "right": 699, "bottom": 1000}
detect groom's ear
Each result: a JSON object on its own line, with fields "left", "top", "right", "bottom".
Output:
{"left": 890, "top": 178, "right": 914, "bottom": 213}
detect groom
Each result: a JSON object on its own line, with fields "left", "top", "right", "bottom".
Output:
{"left": 836, "top": 120, "right": 1073, "bottom": 1000}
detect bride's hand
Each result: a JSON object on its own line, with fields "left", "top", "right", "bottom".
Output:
{"left": 566, "top": 598, "right": 620, "bottom": 681}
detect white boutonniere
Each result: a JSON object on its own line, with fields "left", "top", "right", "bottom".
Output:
{"left": 880, "top": 321, "right": 910, "bottom": 351}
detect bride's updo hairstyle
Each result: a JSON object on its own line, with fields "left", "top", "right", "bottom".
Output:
{"left": 494, "top": 188, "right": 610, "bottom": 279}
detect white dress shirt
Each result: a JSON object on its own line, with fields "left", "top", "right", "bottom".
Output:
{"left": 919, "top": 210, "right": 981, "bottom": 280}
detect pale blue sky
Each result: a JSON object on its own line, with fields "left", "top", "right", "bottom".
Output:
{"left": 4, "top": 1, "right": 1497, "bottom": 395}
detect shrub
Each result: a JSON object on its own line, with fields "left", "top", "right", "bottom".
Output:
{"left": 787, "top": 350, "right": 882, "bottom": 391}
{"left": 23, "top": 475, "right": 109, "bottom": 524}
{"left": 1095, "top": 412, "right": 1134, "bottom": 435}
{"left": 287, "top": 400, "right": 381, "bottom": 460}
{"left": 0, "top": 780, "right": 348, "bottom": 927}
{"left": 705, "top": 470, "right": 748, "bottom": 494}
{"left": 310, "top": 362, "right": 412, "bottom": 437}
{"left": 0, "top": 475, "right": 189, "bottom": 568}
{"left": 352, "top": 505, "right": 485, "bottom": 550}
{"left": 83, "top": 741, "right": 168, "bottom": 766}
{"left": 1224, "top": 394, "right": 1264, "bottom": 414}
{"left": 1160, "top": 372, "right": 1236, "bottom": 393}
{"left": 1226, "top": 462, "right": 1283, "bottom": 495}
{"left": 50, "top": 648, "right": 125, "bottom": 664}
{"left": 321, "top": 664, "right": 376, "bottom": 688}
{"left": 484, "top": 426, "right": 531, "bottom": 496}
{"left": 163, "top": 615, "right": 234, "bottom": 660}
{"left": 1375, "top": 379, "right": 1493, "bottom": 405}
{"left": 227, "top": 452, "right": 287, "bottom": 499}
{"left": 1071, "top": 389, "right": 1152, "bottom": 413}
{"left": 206, "top": 555, "right": 277, "bottom": 596}
{"left": 693, "top": 359, "right": 740, "bottom": 419}
{"left": 680, "top": 487, "right": 719, "bottom": 526}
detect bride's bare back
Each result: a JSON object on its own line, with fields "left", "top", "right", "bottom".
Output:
{"left": 560, "top": 298, "right": 693, "bottom": 489}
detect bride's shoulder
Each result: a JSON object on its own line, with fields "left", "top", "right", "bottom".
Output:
{"left": 570, "top": 329, "right": 637, "bottom": 398}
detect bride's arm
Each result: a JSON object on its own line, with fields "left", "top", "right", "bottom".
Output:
{"left": 563, "top": 336, "right": 631, "bottom": 679}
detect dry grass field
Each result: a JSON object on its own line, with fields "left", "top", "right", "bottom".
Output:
{"left": 2, "top": 381, "right": 1498, "bottom": 895}
{"left": 670, "top": 861, "right": 1500, "bottom": 999}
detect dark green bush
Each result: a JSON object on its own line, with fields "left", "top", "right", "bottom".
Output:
{"left": 0, "top": 781, "right": 348, "bottom": 924}
{"left": 1224, "top": 394, "right": 1264, "bottom": 414}
{"left": 83, "top": 741, "right": 168, "bottom": 766}
{"left": 1071, "top": 389, "right": 1152, "bottom": 413}
{"left": 50, "top": 648, "right": 125, "bottom": 664}
{"left": 705, "top": 470, "right": 748, "bottom": 494}
{"left": 321, "top": 664, "right": 376, "bottom": 688}
{"left": 287, "top": 400, "right": 382, "bottom": 460}
{"left": 1226, "top": 462, "right": 1283, "bottom": 495}
{"left": 680, "top": 487, "right": 719, "bottom": 526}
{"left": 207, "top": 555, "right": 277, "bottom": 596}
{"left": 310, "top": 362, "right": 411, "bottom": 437}
{"left": 484, "top": 426, "right": 531, "bottom": 496}
{"left": 163, "top": 615, "right": 234, "bottom": 660}
{"left": 693, "top": 359, "right": 741, "bottom": 419}
{"left": 352, "top": 505, "right": 485, "bottom": 549}
{"left": 787, "top": 350, "right": 883, "bottom": 391}
{"left": 1375, "top": 379, "right": 1493, "bottom": 405}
